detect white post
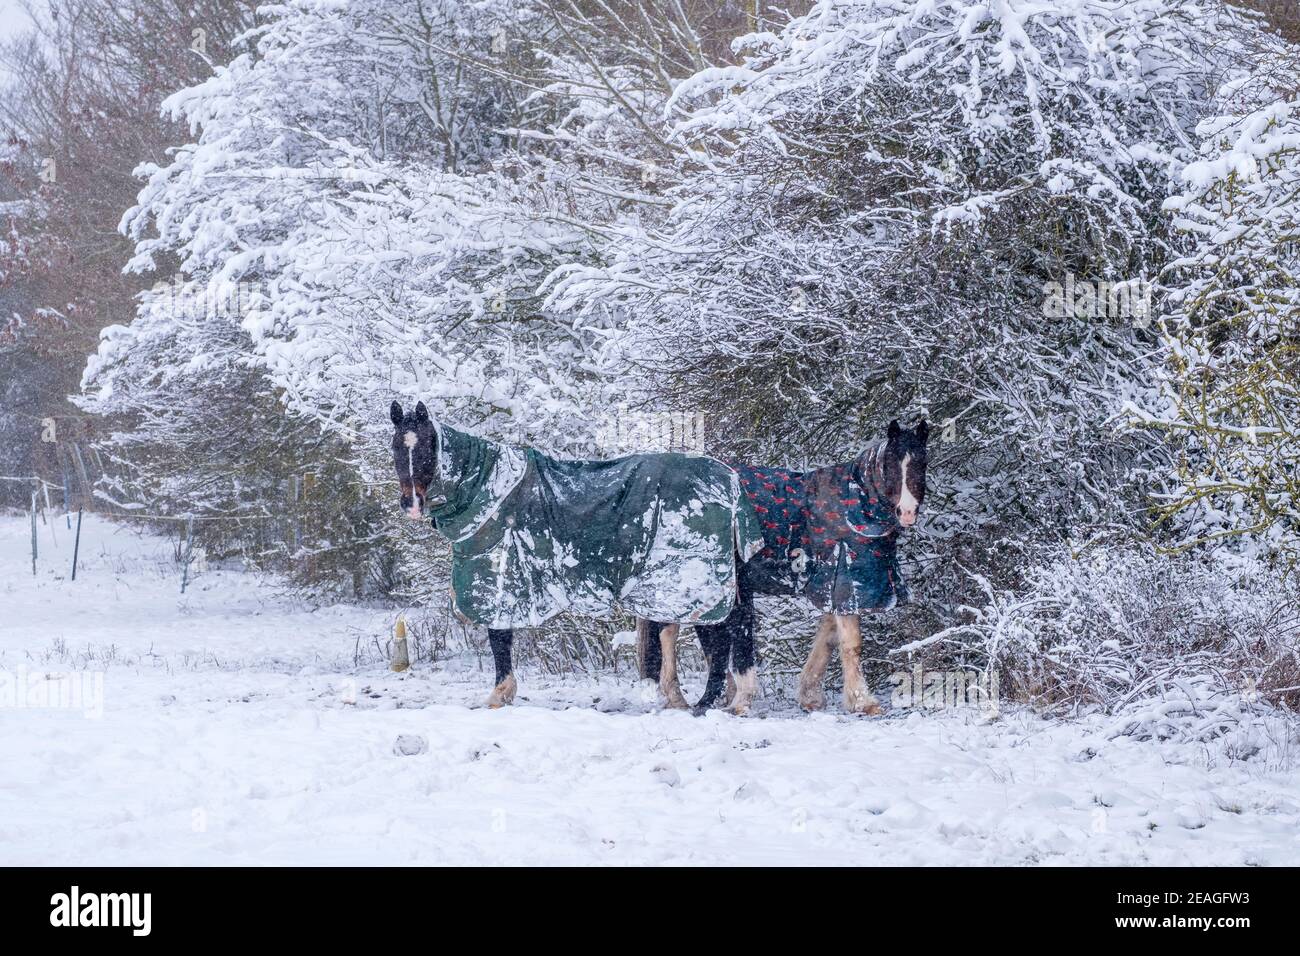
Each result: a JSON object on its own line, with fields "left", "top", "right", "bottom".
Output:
{"left": 180, "top": 516, "right": 195, "bottom": 593}
{"left": 390, "top": 617, "right": 410, "bottom": 672}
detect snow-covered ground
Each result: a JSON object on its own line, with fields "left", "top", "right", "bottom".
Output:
{"left": 2, "top": 512, "right": 1297, "bottom": 866}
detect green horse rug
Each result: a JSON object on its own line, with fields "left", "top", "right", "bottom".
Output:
{"left": 415, "top": 420, "right": 765, "bottom": 629}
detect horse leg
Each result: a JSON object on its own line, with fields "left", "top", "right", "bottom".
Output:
{"left": 835, "top": 614, "right": 880, "bottom": 715}
{"left": 729, "top": 575, "right": 759, "bottom": 715}
{"left": 657, "top": 622, "right": 690, "bottom": 709}
{"left": 694, "top": 619, "right": 732, "bottom": 712}
{"left": 636, "top": 617, "right": 663, "bottom": 682}
{"left": 797, "top": 613, "right": 838, "bottom": 712}
{"left": 485, "top": 627, "right": 517, "bottom": 708}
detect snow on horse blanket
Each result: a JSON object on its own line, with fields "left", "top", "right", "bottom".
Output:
{"left": 733, "top": 443, "right": 908, "bottom": 613}
{"left": 424, "top": 422, "right": 765, "bottom": 629}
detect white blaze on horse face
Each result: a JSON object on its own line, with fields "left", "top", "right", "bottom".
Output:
{"left": 404, "top": 431, "right": 422, "bottom": 520}
{"left": 897, "top": 453, "right": 918, "bottom": 527}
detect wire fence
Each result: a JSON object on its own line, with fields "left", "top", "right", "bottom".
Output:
{"left": 0, "top": 430, "right": 111, "bottom": 514}
{"left": 3, "top": 438, "right": 393, "bottom": 596}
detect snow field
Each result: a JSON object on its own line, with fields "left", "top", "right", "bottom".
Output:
{"left": 2, "top": 513, "right": 1297, "bottom": 865}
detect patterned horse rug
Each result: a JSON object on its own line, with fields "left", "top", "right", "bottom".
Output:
{"left": 734, "top": 443, "right": 908, "bottom": 613}
{"left": 424, "top": 422, "right": 765, "bottom": 629}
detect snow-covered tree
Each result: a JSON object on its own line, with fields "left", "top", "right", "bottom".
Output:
{"left": 88, "top": 0, "right": 761, "bottom": 519}
{"left": 86, "top": 0, "right": 726, "bottom": 606}
{"left": 547, "top": 0, "right": 1250, "bottom": 543}
{"left": 1134, "top": 41, "right": 1300, "bottom": 563}
{"left": 92, "top": 0, "right": 630, "bottom": 462}
{"left": 1, "top": 1, "right": 262, "bottom": 506}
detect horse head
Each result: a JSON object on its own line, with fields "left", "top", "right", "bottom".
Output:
{"left": 866, "top": 418, "right": 929, "bottom": 528}
{"left": 390, "top": 400, "right": 437, "bottom": 520}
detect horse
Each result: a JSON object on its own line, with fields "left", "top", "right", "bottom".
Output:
{"left": 638, "top": 419, "right": 929, "bottom": 715}
{"left": 389, "top": 400, "right": 765, "bottom": 709}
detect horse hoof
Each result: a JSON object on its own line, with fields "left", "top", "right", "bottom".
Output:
{"left": 842, "top": 683, "right": 881, "bottom": 715}
{"left": 486, "top": 674, "right": 517, "bottom": 708}
{"left": 730, "top": 669, "right": 758, "bottom": 716}
{"left": 847, "top": 699, "right": 882, "bottom": 716}
{"left": 659, "top": 681, "right": 690, "bottom": 710}
{"left": 798, "top": 687, "right": 826, "bottom": 712}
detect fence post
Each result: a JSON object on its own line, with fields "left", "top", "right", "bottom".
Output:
{"left": 292, "top": 475, "right": 302, "bottom": 555}
{"left": 180, "top": 515, "right": 195, "bottom": 594}
{"left": 391, "top": 617, "right": 410, "bottom": 672}
{"left": 30, "top": 490, "right": 38, "bottom": 576}
{"left": 63, "top": 466, "right": 71, "bottom": 529}
{"left": 71, "top": 442, "right": 91, "bottom": 497}
{"left": 71, "top": 509, "right": 83, "bottom": 581}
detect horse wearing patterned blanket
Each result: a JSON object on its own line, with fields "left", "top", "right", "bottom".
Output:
{"left": 641, "top": 419, "right": 929, "bottom": 715}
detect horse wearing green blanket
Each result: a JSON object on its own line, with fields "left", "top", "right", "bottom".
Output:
{"left": 390, "top": 401, "right": 763, "bottom": 709}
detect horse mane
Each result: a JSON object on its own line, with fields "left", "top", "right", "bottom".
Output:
{"left": 853, "top": 440, "right": 888, "bottom": 494}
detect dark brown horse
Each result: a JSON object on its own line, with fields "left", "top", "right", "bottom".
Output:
{"left": 390, "top": 400, "right": 762, "bottom": 710}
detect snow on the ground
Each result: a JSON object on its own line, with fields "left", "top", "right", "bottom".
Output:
{"left": 2, "top": 512, "right": 1298, "bottom": 866}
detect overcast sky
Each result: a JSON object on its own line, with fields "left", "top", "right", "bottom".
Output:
{"left": 0, "top": 0, "right": 33, "bottom": 41}
{"left": 0, "top": 0, "right": 35, "bottom": 83}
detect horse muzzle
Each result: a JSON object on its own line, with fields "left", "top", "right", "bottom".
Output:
{"left": 401, "top": 482, "right": 427, "bottom": 521}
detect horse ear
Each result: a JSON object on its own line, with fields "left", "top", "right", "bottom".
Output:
{"left": 390, "top": 401, "right": 403, "bottom": 427}
{"left": 415, "top": 401, "right": 430, "bottom": 424}
{"left": 887, "top": 419, "right": 901, "bottom": 443}
{"left": 916, "top": 418, "right": 929, "bottom": 444}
